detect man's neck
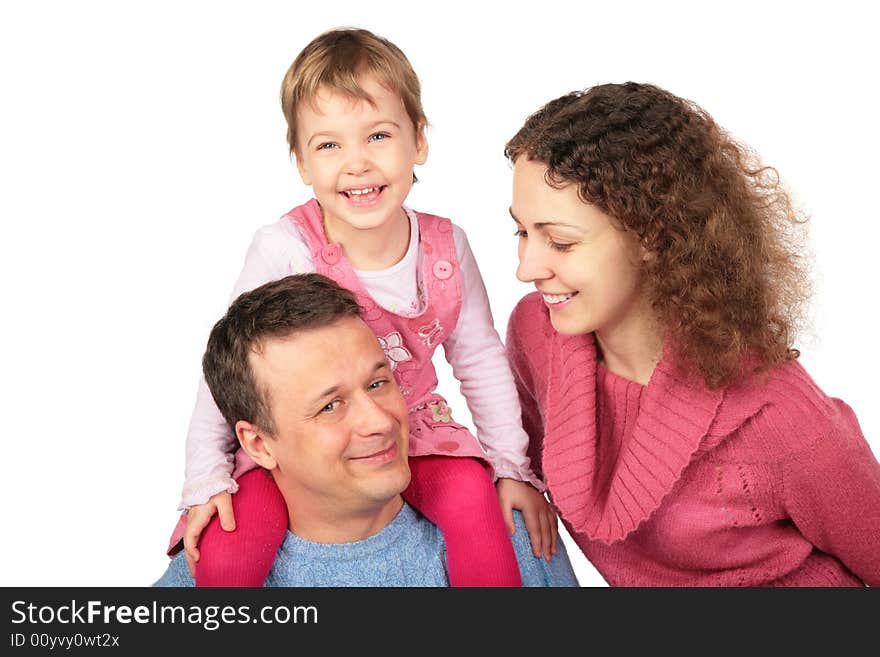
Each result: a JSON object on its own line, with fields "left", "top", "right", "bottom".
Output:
{"left": 286, "top": 495, "right": 406, "bottom": 544}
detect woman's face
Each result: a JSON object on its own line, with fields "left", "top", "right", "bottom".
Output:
{"left": 511, "top": 157, "right": 648, "bottom": 338}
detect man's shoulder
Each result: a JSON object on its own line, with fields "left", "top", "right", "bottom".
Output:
{"left": 508, "top": 512, "right": 579, "bottom": 587}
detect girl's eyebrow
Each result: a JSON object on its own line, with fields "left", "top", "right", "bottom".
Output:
{"left": 306, "top": 131, "right": 337, "bottom": 147}
{"left": 306, "top": 121, "right": 402, "bottom": 148}
{"left": 366, "top": 120, "right": 401, "bottom": 130}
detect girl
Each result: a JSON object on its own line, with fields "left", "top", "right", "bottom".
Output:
{"left": 167, "top": 28, "right": 556, "bottom": 586}
{"left": 505, "top": 82, "right": 880, "bottom": 585}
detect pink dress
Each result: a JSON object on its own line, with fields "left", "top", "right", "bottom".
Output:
{"left": 291, "top": 199, "right": 491, "bottom": 467}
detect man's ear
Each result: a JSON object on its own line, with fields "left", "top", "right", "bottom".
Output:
{"left": 294, "top": 150, "right": 312, "bottom": 186}
{"left": 236, "top": 420, "right": 277, "bottom": 470}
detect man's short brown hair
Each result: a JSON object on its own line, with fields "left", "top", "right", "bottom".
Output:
{"left": 202, "top": 273, "right": 361, "bottom": 434}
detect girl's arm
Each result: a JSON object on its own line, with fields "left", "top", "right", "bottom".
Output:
{"left": 441, "top": 225, "right": 544, "bottom": 492}
{"left": 178, "top": 219, "right": 314, "bottom": 510}
{"left": 441, "top": 229, "right": 556, "bottom": 557}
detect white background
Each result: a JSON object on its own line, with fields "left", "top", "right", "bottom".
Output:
{"left": 1, "top": 1, "right": 877, "bottom": 587}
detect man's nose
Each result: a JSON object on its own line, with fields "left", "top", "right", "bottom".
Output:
{"left": 353, "top": 392, "right": 395, "bottom": 436}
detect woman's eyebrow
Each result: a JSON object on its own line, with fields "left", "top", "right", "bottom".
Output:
{"left": 509, "top": 208, "right": 584, "bottom": 231}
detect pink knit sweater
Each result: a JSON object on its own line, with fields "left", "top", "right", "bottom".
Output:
{"left": 507, "top": 292, "right": 880, "bottom": 586}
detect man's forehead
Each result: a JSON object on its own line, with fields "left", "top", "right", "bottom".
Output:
{"left": 249, "top": 319, "right": 384, "bottom": 384}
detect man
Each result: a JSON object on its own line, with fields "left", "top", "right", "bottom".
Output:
{"left": 155, "top": 274, "right": 577, "bottom": 586}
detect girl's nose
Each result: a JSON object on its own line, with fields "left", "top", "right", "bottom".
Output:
{"left": 344, "top": 145, "right": 372, "bottom": 175}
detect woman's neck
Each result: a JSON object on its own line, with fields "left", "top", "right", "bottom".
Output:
{"left": 595, "top": 306, "right": 663, "bottom": 386}
{"left": 323, "top": 207, "right": 411, "bottom": 271}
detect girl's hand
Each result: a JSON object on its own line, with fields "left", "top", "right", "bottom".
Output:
{"left": 183, "top": 491, "right": 236, "bottom": 577}
{"left": 496, "top": 478, "right": 558, "bottom": 561}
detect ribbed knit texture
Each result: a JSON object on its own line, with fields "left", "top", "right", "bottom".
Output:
{"left": 507, "top": 292, "right": 880, "bottom": 586}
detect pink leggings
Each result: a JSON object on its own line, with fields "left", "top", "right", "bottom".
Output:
{"left": 194, "top": 455, "right": 521, "bottom": 587}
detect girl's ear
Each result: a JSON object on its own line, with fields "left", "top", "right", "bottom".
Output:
{"left": 236, "top": 420, "right": 277, "bottom": 470}
{"left": 414, "top": 125, "right": 428, "bottom": 166}
{"left": 294, "top": 151, "right": 312, "bottom": 186}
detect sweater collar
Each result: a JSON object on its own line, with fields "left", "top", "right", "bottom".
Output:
{"left": 541, "top": 331, "right": 724, "bottom": 544}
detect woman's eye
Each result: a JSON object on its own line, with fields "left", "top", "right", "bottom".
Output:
{"left": 549, "top": 240, "right": 574, "bottom": 252}
{"left": 514, "top": 229, "right": 527, "bottom": 238}
{"left": 368, "top": 379, "right": 388, "bottom": 390}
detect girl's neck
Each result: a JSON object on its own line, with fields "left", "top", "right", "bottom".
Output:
{"left": 323, "top": 207, "right": 411, "bottom": 271}
{"left": 594, "top": 305, "right": 663, "bottom": 386}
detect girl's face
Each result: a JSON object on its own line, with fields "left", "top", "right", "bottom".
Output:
{"left": 511, "top": 157, "right": 649, "bottom": 338}
{"left": 294, "top": 74, "right": 428, "bottom": 236}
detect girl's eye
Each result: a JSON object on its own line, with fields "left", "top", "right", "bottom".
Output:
{"left": 317, "top": 142, "right": 339, "bottom": 151}
{"left": 368, "top": 132, "right": 390, "bottom": 142}
{"left": 320, "top": 400, "right": 342, "bottom": 414}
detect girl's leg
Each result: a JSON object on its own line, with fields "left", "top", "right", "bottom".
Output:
{"left": 404, "top": 455, "right": 521, "bottom": 587}
{"left": 195, "top": 468, "right": 288, "bottom": 587}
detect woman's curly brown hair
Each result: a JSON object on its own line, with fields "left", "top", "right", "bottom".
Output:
{"left": 505, "top": 82, "right": 810, "bottom": 389}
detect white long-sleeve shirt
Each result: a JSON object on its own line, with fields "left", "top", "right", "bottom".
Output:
{"left": 179, "top": 206, "right": 542, "bottom": 510}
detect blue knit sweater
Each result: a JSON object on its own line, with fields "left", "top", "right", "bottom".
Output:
{"left": 154, "top": 505, "right": 578, "bottom": 587}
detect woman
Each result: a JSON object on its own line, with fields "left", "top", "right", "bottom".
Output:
{"left": 504, "top": 82, "right": 880, "bottom": 586}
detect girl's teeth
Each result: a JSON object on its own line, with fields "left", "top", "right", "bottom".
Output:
{"left": 543, "top": 293, "right": 575, "bottom": 304}
{"left": 347, "top": 187, "right": 378, "bottom": 196}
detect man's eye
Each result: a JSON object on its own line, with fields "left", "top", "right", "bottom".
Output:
{"left": 320, "top": 400, "right": 342, "bottom": 413}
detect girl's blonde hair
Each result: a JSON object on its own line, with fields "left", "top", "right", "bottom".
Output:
{"left": 280, "top": 28, "right": 427, "bottom": 155}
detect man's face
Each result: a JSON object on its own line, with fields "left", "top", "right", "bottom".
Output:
{"left": 246, "top": 316, "right": 410, "bottom": 528}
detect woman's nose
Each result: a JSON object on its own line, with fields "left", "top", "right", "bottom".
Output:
{"left": 516, "top": 239, "right": 552, "bottom": 283}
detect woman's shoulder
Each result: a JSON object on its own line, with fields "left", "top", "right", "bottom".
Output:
{"left": 742, "top": 358, "right": 839, "bottom": 418}
{"left": 719, "top": 357, "right": 858, "bottom": 454}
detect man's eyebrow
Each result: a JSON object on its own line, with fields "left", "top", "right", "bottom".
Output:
{"left": 310, "top": 384, "right": 340, "bottom": 404}
{"left": 370, "top": 360, "right": 390, "bottom": 374}
{"left": 309, "top": 361, "right": 390, "bottom": 404}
